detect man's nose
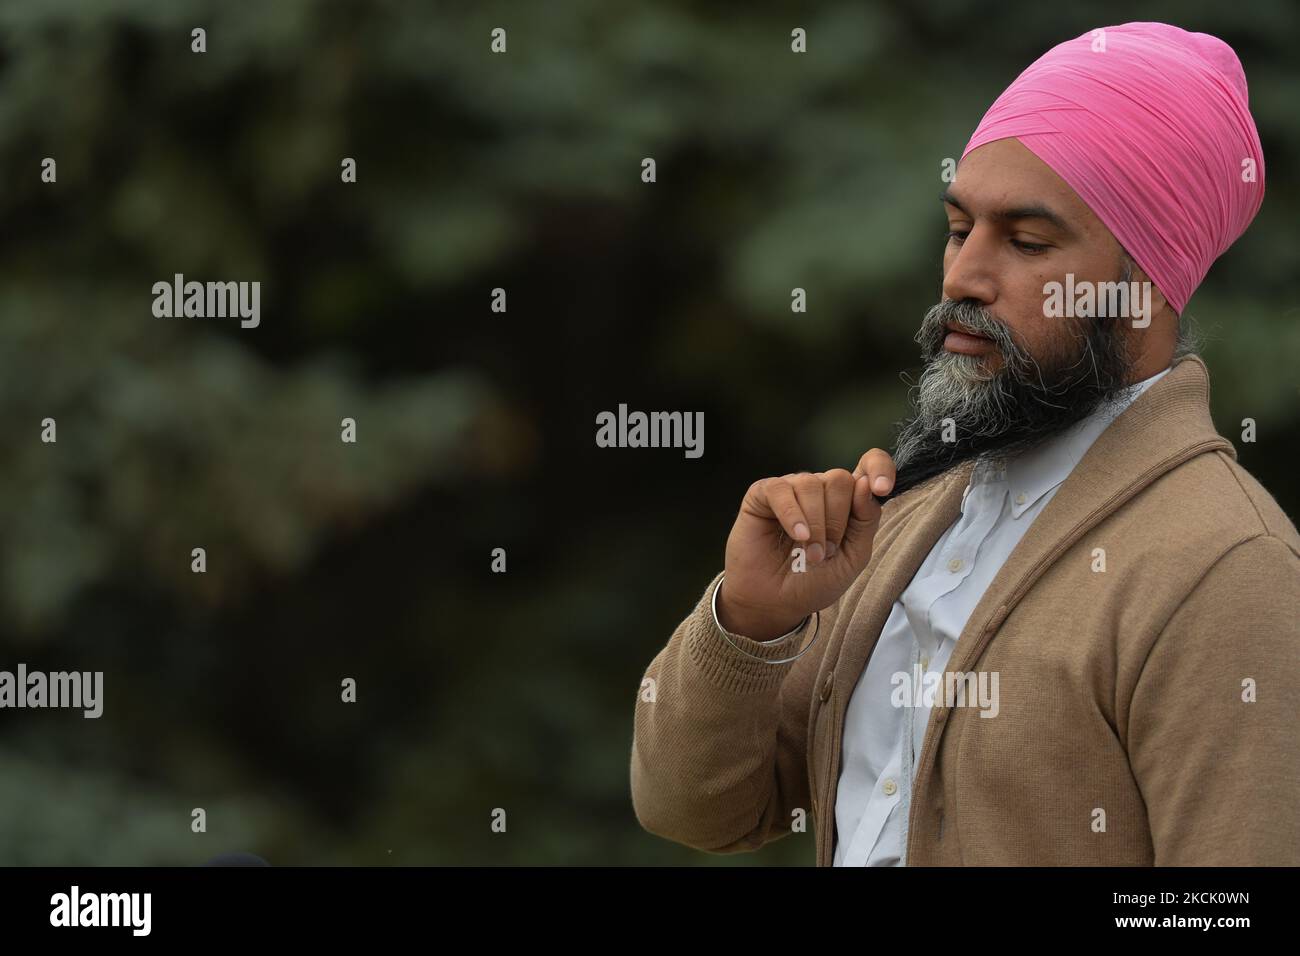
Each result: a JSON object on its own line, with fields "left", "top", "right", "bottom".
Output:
{"left": 942, "top": 228, "right": 999, "bottom": 305}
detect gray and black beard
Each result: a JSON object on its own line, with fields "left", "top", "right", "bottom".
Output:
{"left": 884, "top": 296, "right": 1137, "bottom": 501}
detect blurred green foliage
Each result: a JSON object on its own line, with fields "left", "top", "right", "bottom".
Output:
{"left": 0, "top": 0, "right": 1294, "bottom": 864}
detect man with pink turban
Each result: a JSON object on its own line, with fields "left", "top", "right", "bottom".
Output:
{"left": 633, "top": 23, "right": 1300, "bottom": 866}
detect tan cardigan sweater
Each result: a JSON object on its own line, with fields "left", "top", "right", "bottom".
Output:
{"left": 631, "top": 355, "right": 1300, "bottom": 865}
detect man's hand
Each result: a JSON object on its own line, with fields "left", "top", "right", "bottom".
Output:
{"left": 716, "top": 449, "right": 896, "bottom": 641}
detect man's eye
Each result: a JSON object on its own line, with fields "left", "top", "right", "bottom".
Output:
{"left": 946, "top": 230, "right": 1048, "bottom": 255}
{"left": 1012, "top": 239, "right": 1049, "bottom": 254}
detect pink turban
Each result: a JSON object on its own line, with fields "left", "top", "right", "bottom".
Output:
{"left": 961, "top": 22, "right": 1265, "bottom": 314}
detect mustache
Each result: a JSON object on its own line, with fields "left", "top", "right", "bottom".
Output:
{"left": 916, "top": 298, "right": 1018, "bottom": 362}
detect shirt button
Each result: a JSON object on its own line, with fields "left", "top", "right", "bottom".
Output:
{"left": 882, "top": 779, "right": 897, "bottom": 796}
{"left": 1015, "top": 492, "right": 1027, "bottom": 505}
{"left": 947, "top": 557, "right": 964, "bottom": 573}
{"left": 920, "top": 655, "right": 930, "bottom": 671}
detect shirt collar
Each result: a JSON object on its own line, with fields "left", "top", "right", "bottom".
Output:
{"left": 1000, "top": 365, "right": 1173, "bottom": 518}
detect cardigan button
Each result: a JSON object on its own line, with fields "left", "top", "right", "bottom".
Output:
{"left": 819, "top": 671, "right": 835, "bottom": 702}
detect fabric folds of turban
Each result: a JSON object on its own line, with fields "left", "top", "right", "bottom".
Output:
{"left": 961, "top": 21, "right": 1265, "bottom": 314}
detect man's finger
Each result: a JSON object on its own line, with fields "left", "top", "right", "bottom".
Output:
{"left": 853, "top": 447, "right": 896, "bottom": 497}
{"left": 821, "top": 469, "right": 856, "bottom": 555}
{"left": 789, "top": 473, "right": 827, "bottom": 562}
{"left": 751, "top": 477, "right": 811, "bottom": 544}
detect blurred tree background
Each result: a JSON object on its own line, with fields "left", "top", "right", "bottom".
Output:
{"left": 0, "top": 0, "right": 1295, "bottom": 864}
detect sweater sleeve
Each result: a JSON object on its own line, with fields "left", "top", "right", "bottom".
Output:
{"left": 630, "top": 569, "right": 841, "bottom": 854}
{"left": 1126, "top": 533, "right": 1300, "bottom": 865}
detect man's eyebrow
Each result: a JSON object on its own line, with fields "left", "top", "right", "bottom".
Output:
{"left": 940, "top": 189, "right": 1074, "bottom": 237}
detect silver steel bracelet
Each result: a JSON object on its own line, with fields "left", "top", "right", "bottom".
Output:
{"left": 710, "top": 575, "right": 821, "bottom": 665}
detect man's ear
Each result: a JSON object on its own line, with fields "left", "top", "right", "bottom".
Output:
{"left": 1124, "top": 257, "right": 1151, "bottom": 300}
{"left": 1144, "top": 274, "right": 1171, "bottom": 322}
{"left": 1123, "top": 259, "right": 1182, "bottom": 365}
{"left": 1125, "top": 258, "right": 1175, "bottom": 326}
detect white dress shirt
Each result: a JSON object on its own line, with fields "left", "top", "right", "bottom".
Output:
{"left": 832, "top": 365, "right": 1171, "bottom": 865}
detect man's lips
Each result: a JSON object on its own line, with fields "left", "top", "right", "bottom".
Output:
{"left": 943, "top": 323, "right": 996, "bottom": 355}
